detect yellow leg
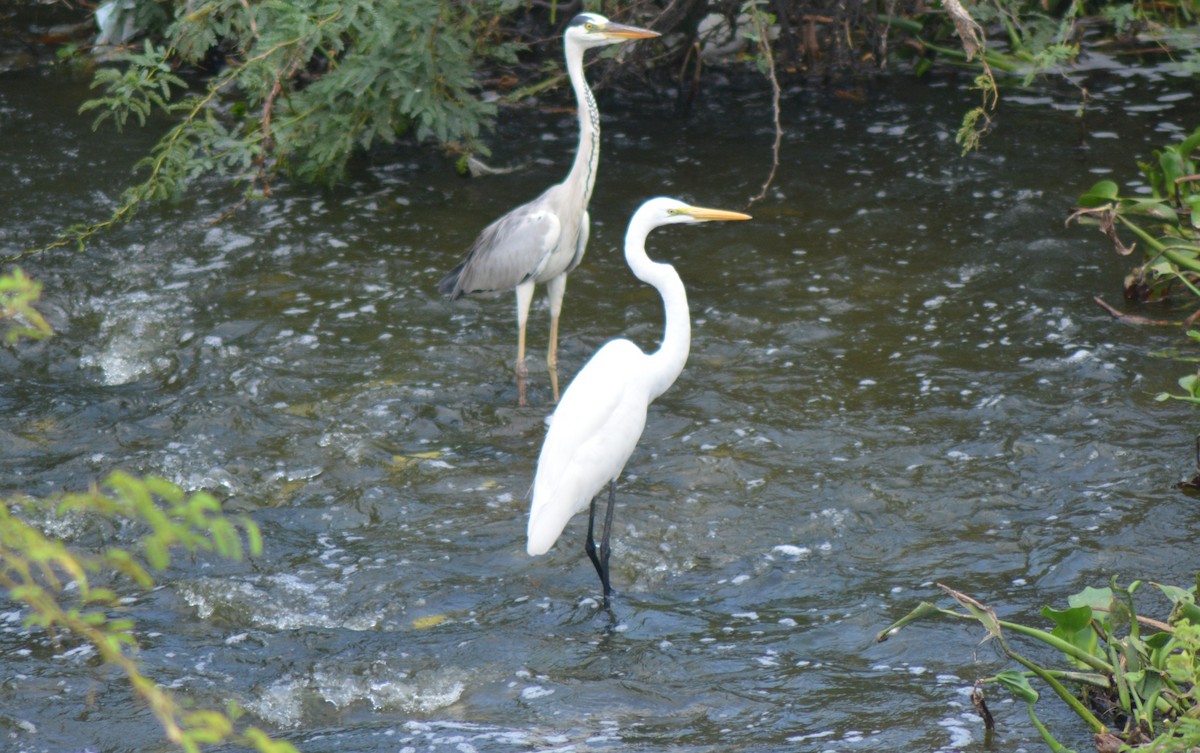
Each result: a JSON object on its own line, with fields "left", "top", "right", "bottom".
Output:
{"left": 547, "top": 313, "right": 560, "bottom": 403}
{"left": 515, "top": 282, "right": 534, "bottom": 407}
{"left": 516, "top": 319, "right": 528, "bottom": 407}
{"left": 545, "top": 274, "right": 567, "bottom": 404}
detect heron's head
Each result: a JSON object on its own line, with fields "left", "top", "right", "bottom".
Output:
{"left": 638, "top": 197, "right": 753, "bottom": 228}
{"left": 565, "top": 13, "right": 660, "bottom": 49}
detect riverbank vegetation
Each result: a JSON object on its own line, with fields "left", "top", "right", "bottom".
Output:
{"left": 1, "top": 0, "right": 1198, "bottom": 260}
{"left": 881, "top": 579, "right": 1200, "bottom": 752}
{"left": 1071, "top": 127, "right": 1200, "bottom": 405}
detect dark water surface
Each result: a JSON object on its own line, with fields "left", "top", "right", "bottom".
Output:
{"left": 3, "top": 57, "right": 1200, "bottom": 753}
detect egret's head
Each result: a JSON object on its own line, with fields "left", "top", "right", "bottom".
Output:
{"left": 565, "top": 13, "right": 660, "bottom": 49}
{"left": 637, "top": 197, "right": 753, "bottom": 228}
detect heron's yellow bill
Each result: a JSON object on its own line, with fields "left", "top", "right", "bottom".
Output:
{"left": 600, "top": 22, "right": 661, "bottom": 40}
{"left": 672, "top": 206, "right": 753, "bottom": 222}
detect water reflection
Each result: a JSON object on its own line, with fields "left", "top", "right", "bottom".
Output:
{"left": 3, "top": 66, "right": 1200, "bottom": 753}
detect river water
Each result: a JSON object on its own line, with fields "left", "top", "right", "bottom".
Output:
{"left": 3, "top": 51, "right": 1199, "bottom": 753}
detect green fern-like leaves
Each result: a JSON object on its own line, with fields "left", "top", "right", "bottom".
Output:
{"left": 1, "top": 472, "right": 284, "bottom": 753}
{"left": 74, "top": 0, "right": 518, "bottom": 203}
{"left": 0, "top": 267, "right": 52, "bottom": 343}
{"left": 79, "top": 40, "right": 186, "bottom": 131}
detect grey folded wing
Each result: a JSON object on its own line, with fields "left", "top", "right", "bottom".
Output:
{"left": 439, "top": 203, "right": 563, "bottom": 299}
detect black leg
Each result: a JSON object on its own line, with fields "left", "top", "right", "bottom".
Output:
{"left": 585, "top": 496, "right": 603, "bottom": 587}
{"left": 598, "top": 479, "right": 617, "bottom": 608}
{"left": 583, "top": 483, "right": 618, "bottom": 609}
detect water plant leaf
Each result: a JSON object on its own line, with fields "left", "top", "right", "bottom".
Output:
{"left": 1068, "top": 586, "right": 1114, "bottom": 633}
{"left": 1121, "top": 198, "right": 1179, "bottom": 223}
{"left": 994, "top": 669, "right": 1039, "bottom": 703}
{"left": 1079, "top": 180, "right": 1120, "bottom": 207}
{"left": 1152, "top": 582, "right": 1200, "bottom": 625}
{"left": 875, "top": 600, "right": 956, "bottom": 641}
{"left": 940, "top": 585, "right": 1003, "bottom": 641}
{"left": 1044, "top": 605, "right": 1093, "bottom": 632}
{"left": 1184, "top": 194, "right": 1200, "bottom": 230}
{"left": 1068, "top": 586, "right": 1114, "bottom": 610}
{"left": 1042, "top": 605, "right": 1100, "bottom": 668}
{"left": 1179, "top": 128, "right": 1200, "bottom": 160}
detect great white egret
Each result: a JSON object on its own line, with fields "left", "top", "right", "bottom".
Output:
{"left": 438, "top": 13, "right": 659, "bottom": 406}
{"left": 525, "top": 197, "right": 752, "bottom": 607}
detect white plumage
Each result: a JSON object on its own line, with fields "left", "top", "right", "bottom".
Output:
{"left": 525, "top": 197, "right": 752, "bottom": 606}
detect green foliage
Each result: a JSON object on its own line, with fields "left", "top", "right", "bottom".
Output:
{"left": 1101, "top": 3, "right": 1138, "bottom": 34}
{"left": 1072, "top": 127, "right": 1200, "bottom": 403}
{"left": 908, "top": 0, "right": 1197, "bottom": 152}
{"left": 879, "top": 579, "right": 1200, "bottom": 752}
{"left": 79, "top": 39, "right": 187, "bottom": 131}
{"left": 1157, "top": 371, "right": 1200, "bottom": 405}
{"left": 739, "top": 0, "right": 778, "bottom": 76}
{"left": 0, "top": 267, "right": 52, "bottom": 344}
{"left": 1, "top": 472, "right": 289, "bottom": 753}
{"left": 955, "top": 104, "right": 990, "bottom": 155}
{"left": 10, "top": 0, "right": 1195, "bottom": 260}
{"left": 42, "top": 0, "right": 522, "bottom": 253}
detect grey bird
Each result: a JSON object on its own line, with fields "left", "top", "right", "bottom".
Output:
{"left": 438, "top": 13, "right": 659, "bottom": 406}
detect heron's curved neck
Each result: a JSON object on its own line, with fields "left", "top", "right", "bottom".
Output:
{"left": 624, "top": 225, "right": 690, "bottom": 402}
{"left": 564, "top": 40, "right": 601, "bottom": 204}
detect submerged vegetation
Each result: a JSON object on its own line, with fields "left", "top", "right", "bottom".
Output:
{"left": 881, "top": 580, "right": 1200, "bottom": 752}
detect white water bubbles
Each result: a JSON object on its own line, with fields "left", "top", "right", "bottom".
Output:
{"left": 178, "top": 571, "right": 386, "bottom": 631}
{"left": 246, "top": 665, "right": 468, "bottom": 728}
{"left": 79, "top": 289, "right": 190, "bottom": 385}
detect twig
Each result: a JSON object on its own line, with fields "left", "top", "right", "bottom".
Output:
{"left": 1093, "top": 296, "right": 1181, "bottom": 326}
{"left": 1088, "top": 605, "right": 1175, "bottom": 634}
{"left": 746, "top": 8, "right": 782, "bottom": 208}
{"left": 674, "top": 41, "right": 702, "bottom": 113}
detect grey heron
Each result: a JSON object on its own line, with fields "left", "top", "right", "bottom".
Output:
{"left": 438, "top": 13, "right": 659, "bottom": 406}
{"left": 525, "top": 197, "right": 752, "bottom": 608}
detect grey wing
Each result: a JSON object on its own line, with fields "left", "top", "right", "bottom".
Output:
{"left": 563, "top": 209, "right": 591, "bottom": 275}
{"left": 439, "top": 200, "right": 563, "bottom": 299}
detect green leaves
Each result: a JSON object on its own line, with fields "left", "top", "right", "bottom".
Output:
{"left": 81, "top": 0, "right": 516, "bottom": 191}
{"left": 882, "top": 578, "right": 1200, "bottom": 751}
{"left": 1, "top": 472, "right": 281, "bottom": 753}
{"left": 0, "top": 267, "right": 52, "bottom": 344}
{"left": 1156, "top": 373, "right": 1200, "bottom": 404}
{"left": 1077, "top": 179, "right": 1119, "bottom": 207}
{"left": 53, "top": 471, "right": 263, "bottom": 571}
{"left": 1042, "top": 604, "right": 1099, "bottom": 668}
{"left": 1075, "top": 128, "right": 1200, "bottom": 405}
{"left": 79, "top": 40, "right": 186, "bottom": 132}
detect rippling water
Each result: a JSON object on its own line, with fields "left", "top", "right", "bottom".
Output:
{"left": 3, "top": 60, "right": 1200, "bottom": 753}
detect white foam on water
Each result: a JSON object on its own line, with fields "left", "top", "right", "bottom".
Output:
{"left": 80, "top": 290, "right": 189, "bottom": 385}
{"left": 177, "top": 573, "right": 384, "bottom": 631}
{"left": 245, "top": 675, "right": 306, "bottom": 727}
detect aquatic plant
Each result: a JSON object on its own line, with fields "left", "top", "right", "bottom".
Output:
{"left": 1070, "top": 126, "right": 1200, "bottom": 404}
{"left": 880, "top": 580, "right": 1200, "bottom": 752}
{"left": 0, "top": 472, "right": 293, "bottom": 753}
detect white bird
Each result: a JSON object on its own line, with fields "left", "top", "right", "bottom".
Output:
{"left": 526, "top": 197, "right": 752, "bottom": 607}
{"left": 438, "top": 13, "right": 660, "bottom": 406}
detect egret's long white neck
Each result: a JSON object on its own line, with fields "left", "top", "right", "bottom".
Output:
{"left": 564, "top": 39, "right": 601, "bottom": 205}
{"left": 624, "top": 218, "right": 690, "bottom": 402}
